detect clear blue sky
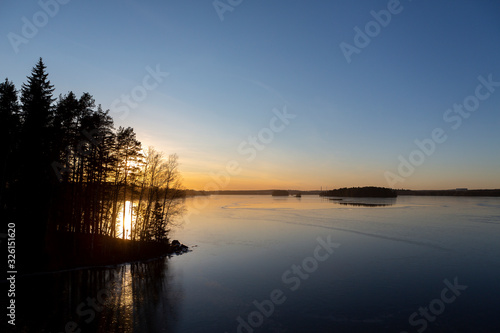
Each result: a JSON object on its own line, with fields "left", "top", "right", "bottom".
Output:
{"left": 1, "top": 0, "right": 499, "bottom": 190}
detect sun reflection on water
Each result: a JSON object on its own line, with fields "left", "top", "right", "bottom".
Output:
{"left": 117, "top": 201, "right": 133, "bottom": 239}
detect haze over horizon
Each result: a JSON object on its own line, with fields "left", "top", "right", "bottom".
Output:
{"left": 2, "top": 0, "right": 499, "bottom": 191}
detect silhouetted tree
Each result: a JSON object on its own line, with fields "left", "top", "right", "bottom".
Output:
{"left": 3, "top": 59, "right": 185, "bottom": 272}
{"left": 0, "top": 79, "right": 20, "bottom": 224}
{"left": 116, "top": 127, "right": 142, "bottom": 239}
{"left": 17, "top": 58, "right": 55, "bottom": 270}
{"left": 52, "top": 91, "right": 80, "bottom": 183}
{"left": 158, "top": 154, "right": 184, "bottom": 234}
{"left": 150, "top": 201, "right": 168, "bottom": 242}
{"left": 20, "top": 58, "right": 55, "bottom": 166}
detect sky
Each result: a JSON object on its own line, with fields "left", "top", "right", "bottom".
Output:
{"left": 1, "top": 0, "right": 499, "bottom": 190}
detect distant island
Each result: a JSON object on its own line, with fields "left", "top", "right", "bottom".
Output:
{"left": 396, "top": 189, "right": 500, "bottom": 197}
{"left": 320, "top": 187, "right": 397, "bottom": 198}
{"left": 272, "top": 190, "right": 290, "bottom": 196}
{"left": 200, "top": 188, "right": 500, "bottom": 197}
{"left": 205, "top": 190, "right": 320, "bottom": 195}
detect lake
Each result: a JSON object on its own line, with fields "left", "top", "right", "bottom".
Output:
{"left": 7, "top": 195, "right": 500, "bottom": 332}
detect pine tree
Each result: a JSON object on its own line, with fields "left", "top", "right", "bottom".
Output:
{"left": 0, "top": 78, "right": 20, "bottom": 223}
{"left": 52, "top": 91, "right": 80, "bottom": 182}
{"left": 19, "top": 57, "right": 55, "bottom": 181}
{"left": 17, "top": 58, "right": 56, "bottom": 271}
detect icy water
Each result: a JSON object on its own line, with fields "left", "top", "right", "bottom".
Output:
{"left": 8, "top": 195, "right": 500, "bottom": 332}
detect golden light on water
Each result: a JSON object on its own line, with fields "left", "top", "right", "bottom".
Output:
{"left": 117, "top": 201, "right": 133, "bottom": 239}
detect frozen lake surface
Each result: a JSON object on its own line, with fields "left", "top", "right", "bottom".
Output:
{"left": 10, "top": 195, "right": 500, "bottom": 332}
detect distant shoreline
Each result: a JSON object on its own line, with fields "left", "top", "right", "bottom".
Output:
{"left": 201, "top": 189, "right": 500, "bottom": 197}
{"left": 395, "top": 189, "right": 500, "bottom": 197}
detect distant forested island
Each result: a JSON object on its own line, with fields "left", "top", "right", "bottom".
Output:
{"left": 201, "top": 188, "right": 500, "bottom": 197}
{"left": 207, "top": 190, "right": 320, "bottom": 195}
{"left": 320, "top": 187, "right": 397, "bottom": 198}
{"left": 396, "top": 189, "right": 500, "bottom": 196}
{"left": 272, "top": 190, "right": 290, "bottom": 196}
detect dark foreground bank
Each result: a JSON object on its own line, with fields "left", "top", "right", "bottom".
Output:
{"left": 17, "top": 232, "right": 189, "bottom": 274}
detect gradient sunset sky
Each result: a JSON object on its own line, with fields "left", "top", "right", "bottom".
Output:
{"left": 1, "top": 0, "right": 499, "bottom": 190}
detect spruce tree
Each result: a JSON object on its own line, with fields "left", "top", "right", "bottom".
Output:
{"left": 20, "top": 57, "right": 55, "bottom": 180}
{"left": 18, "top": 58, "right": 55, "bottom": 271}
{"left": 0, "top": 78, "right": 20, "bottom": 224}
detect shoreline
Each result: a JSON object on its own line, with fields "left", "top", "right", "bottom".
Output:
{"left": 199, "top": 189, "right": 500, "bottom": 197}
{"left": 2, "top": 252, "right": 178, "bottom": 281}
{"left": 15, "top": 231, "right": 189, "bottom": 276}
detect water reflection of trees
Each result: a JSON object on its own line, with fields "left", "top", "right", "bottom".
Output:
{"left": 99, "top": 259, "right": 182, "bottom": 332}
{"left": 335, "top": 202, "right": 394, "bottom": 207}
{"left": 329, "top": 198, "right": 396, "bottom": 207}
{"left": 11, "top": 258, "right": 182, "bottom": 332}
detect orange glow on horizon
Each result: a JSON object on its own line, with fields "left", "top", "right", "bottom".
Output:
{"left": 181, "top": 172, "right": 499, "bottom": 192}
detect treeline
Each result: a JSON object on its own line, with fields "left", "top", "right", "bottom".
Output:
{"left": 396, "top": 189, "right": 500, "bottom": 196}
{"left": 271, "top": 190, "right": 289, "bottom": 196}
{"left": 320, "top": 186, "right": 397, "bottom": 198}
{"left": 1, "top": 58, "right": 183, "bottom": 270}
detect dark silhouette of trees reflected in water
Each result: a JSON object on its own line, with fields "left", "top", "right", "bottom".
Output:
{"left": 101, "top": 259, "right": 182, "bottom": 332}
{"left": 333, "top": 200, "right": 395, "bottom": 207}
{"left": 10, "top": 258, "right": 182, "bottom": 332}
{"left": 322, "top": 196, "right": 397, "bottom": 207}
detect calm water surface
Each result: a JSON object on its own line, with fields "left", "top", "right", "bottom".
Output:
{"left": 8, "top": 195, "right": 500, "bottom": 332}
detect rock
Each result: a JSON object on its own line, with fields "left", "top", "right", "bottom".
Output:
{"left": 170, "top": 240, "right": 189, "bottom": 254}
